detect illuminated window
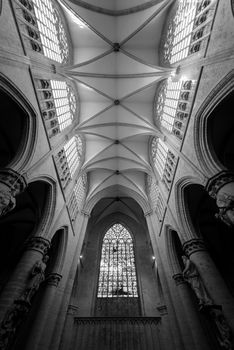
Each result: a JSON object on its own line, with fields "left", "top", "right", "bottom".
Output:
{"left": 55, "top": 136, "right": 83, "bottom": 189}
{"left": 151, "top": 138, "right": 177, "bottom": 190}
{"left": 37, "top": 79, "right": 77, "bottom": 137}
{"left": 146, "top": 175, "right": 165, "bottom": 221}
{"left": 156, "top": 79, "right": 194, "bottom": 140}
{"left": 97, "top": 223, "right": 138, "bottom": 299}
{"left": 162, "top": 0, "right": 216, "bottom": 64}
{"left": 68, "top": 173, "right": 87, "bottom": 222}
{"left": 15, "top": 0, "right": 69, "bottom": 63}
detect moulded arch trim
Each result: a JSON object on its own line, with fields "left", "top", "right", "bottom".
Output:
{"left": 164, "top": 225, "right": 183, "bottom": 275}
{"left": 84, "top": 184, "right": 150, "bottom": 214}
{"left": 49, "top": 226, "right": 69, "bottom": 275}
{"left": 27, "top": 175, "right": 57, "bottom": 237}
{"left": 0, "top": 73, "right": 37, "bottom": 172}
{"left": 194, "top": 70, "right": 234, "bottom": 177}
{"left": 174, "top": 176, "right": 203, "bottom": 242}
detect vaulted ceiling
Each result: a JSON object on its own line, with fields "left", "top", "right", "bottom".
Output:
{"left": 59, "top": 0, "right": 175, "bottom": 216}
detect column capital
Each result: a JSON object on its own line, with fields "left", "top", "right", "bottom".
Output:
{"left": 183, "top": 239, "right": 206, "bottom": 257}
{"left": 25, "top": 236, "right": 51, "bottom": 255}
{"left": 206, "top": 171, "right": 234, "bottom": 199}
{"left": 81, "top": 210, "right": 90, "bottom": 217}
{"left": 46, "top": 273, "right": 62, "bottom": 287}
{"left": 172, "top": 273, "right": 186, "bottom": 286}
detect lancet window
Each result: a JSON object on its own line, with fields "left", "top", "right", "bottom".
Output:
{"left": 97, "top": 224, "right": 138, "bottom": 299}
{"left": 163, "top": 0, "right": 216, "bottom": 64}
{"left": 68, "top": 173, "right": 87, "bottom": 222}
{"left": 55, "top": 136, "right": 83, "bottom": 189}
{"left": 146, "top": 175, "right": 165, "bottom": 222}
{"left": 37, "top": 79, "right": 77, "bottom": 138}
{"left": 156, "top": 79, "right": 194, "bottom": 140}
{"left": 151, "top": 138, "right": 177, "bottom": 191}
{"left": 14, "top": 0, "right": 69, "bottom": 63}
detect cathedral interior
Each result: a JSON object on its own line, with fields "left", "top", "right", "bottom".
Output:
{"left": 0, "top": 0, "right": 234, "bottom": 349}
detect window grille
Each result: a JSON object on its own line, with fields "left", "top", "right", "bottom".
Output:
{"left": 156, "top": 79, "right": 194, "bottom": 140}
{"left": 55, "top": 136, "right": 83, "bottom": 189}
{"left": 163, "top": 0, "right": 216, "bottom": 64}
{"left": 37, "top": 79, "right": 77, "bottom": 137}
{"left": 97, "top": 223, "right": 138, "bottom": 299}
{"left": 151, "top": 138, "right": 177, "bottom": 190}
{"left": 68, "top": 173, "right": 87, "bottom": 222}
{"left": 14, "top": 0, "right": 69, "bottom": 63}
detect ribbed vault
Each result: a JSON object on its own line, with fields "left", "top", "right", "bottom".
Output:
{"left": 58, "top": 0, "right": 175, "bottom": 211}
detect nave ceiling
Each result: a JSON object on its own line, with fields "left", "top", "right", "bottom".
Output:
{"left": 59, "top": 0, "right": 175, "bottom": 216}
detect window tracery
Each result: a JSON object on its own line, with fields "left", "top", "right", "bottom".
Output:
{"left": 15, "top": 0, "right": 69, "bottom": 63}
{"left": 162, "top": 0, "right": 216, "bottom": 64}
{"left": 146, "top": 175, "right": 165, "bottom": 222}
{"left": 97, "top": 223, "right": 138, "bottom": 299}
{"left": 55, "top": 136, "right": 83, "bottom": 189}
{"left": 68, "top": 173, "right": 87, "bottom": 222}
{"left": 155, "top": 78, "right": 194, "bottom": 140}
{"left": 37, "top": 79, "right": 77, "bottom": 138}
{"left": 151, "top": 138, "right": 177, "bottom": 191}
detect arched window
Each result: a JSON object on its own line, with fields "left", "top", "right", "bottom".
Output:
{"left": 68, "top": 173, "right": 87, "bottom": 222}
{"left": 151, "top": 138, "right": 177, "bottom": 191}
{"left": 97, "top": 224, "right": 138, "bottom": 299}
{"left": 162, "top": 0, "right": 216, "bottom": 64}
{"left": 155, "top": 78, "right": 194, "bottom": 140}
{"left": 55, "top": 135, "right": 83, "bottom": 189}
{"left": 37, "top": 79, "right": 77, "bottom": 137}
{"left": 14, "top": 0, "right": 70, "bottom": 63}
{"left": 146, "top": 175, "right": 165, "bottom": 222}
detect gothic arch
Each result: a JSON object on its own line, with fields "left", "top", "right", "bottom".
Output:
{"left": 165, "top": 226, "right": 184, "bottom": 275}
{"left": 46, "top": 226, "right": 68, "bottom": 275}
{"left": 0, "top": 73, "right": 37, "bottom": 171}
{"left": 174, "top": 176, "right": 204, "bottom": 241}
{"left": 194, "top": 70, "right": 234, "bottom": 176}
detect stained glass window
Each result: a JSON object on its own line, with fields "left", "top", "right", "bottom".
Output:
{"left": 163, "top": 0, "right": 215, "bottom": 64}
{"left": 97, "top": 224, "right": 138, "bottom": 299}
{"left": 15, "top": 0, "right": 69, "bottom": 63}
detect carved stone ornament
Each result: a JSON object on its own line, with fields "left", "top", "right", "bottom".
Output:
{"left": 25, "top": 236, "right": 51, "bottom": 255}
{"left": 201, "top": 305, "right": 233, "bottom": 350}
{"left": 0, "top": 299, "right": 30, "bottom": 350}
{"left": 46, "top": 273, "right": 62, "bottom": 287}
{"left": 156, "top": 305, "right": 168, "bottom": 316}
{"left": 67, "top": 305, "right": 79, "bottom": 316}
{"left": 206, "top": 172, "right": 234, "bottom": 227}
{"left": 172, "top": 273, "right": 186, "bottom": 286}
{"left": 182, "top": 255, "right": 213, "bottom": 307}
{"left": 183, "top": 239, "right": 206, "bottom": 257}
{"left": 20, "top": 255, "right": 49, "bottom": 304}
{"left": 0, "top": 169, "right": 27, "bottom": 217}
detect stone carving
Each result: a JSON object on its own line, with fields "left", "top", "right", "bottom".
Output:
{"left": 183, "top": 239, "right": 206, "bottom": 257}
{"left": 182, "top": 255, "right": 213, "bottom": 306}
{"left": 173, "top": 273, "right": 185, "bottom": 286}
{"left": 46, "top": 273, "right": 62, "bottom": 287}
{"left": 0, "top": 300, "right": 30, "bottom": 350}
{"left": 0, "top": 169, "right": 27, "bottom": 217}
{"left": 21, "top": 255, "right": 49, "bottom": 304}
{"left": 215, "top": 192, "right": 234, "bottom": 227}
{"left": 25, "top": 236, "right": 51, "bottom": 255}
{"left": 0, "top": 184, "right": 16, "bottom": 217}
{"left": 209, "top": 307, "right": 233, "bottom": 350}
{"left": 206, "top": 172, "right": 234, "bottom": 227}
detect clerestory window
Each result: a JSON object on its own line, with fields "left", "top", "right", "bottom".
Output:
{"left": 14, "top": 0, "right": 69, "bottom": 63}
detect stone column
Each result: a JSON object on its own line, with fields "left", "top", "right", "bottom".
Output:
{"left": 206, "top": 171, "right": 234, "bottom": 227}
{"left": 172, "top": 273, "right": 211, "bottom": 350}
{"left": 0, "top": 168, "right": 27, "bottom": 217}
{"left": 0, "top": 236, "right": 50, "bottom": 321}
{"left": 24, "top": 273, "right": 62, "bottom": 350}
{"left": 183, "top": 239, "right": 234, "bottom": 332}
